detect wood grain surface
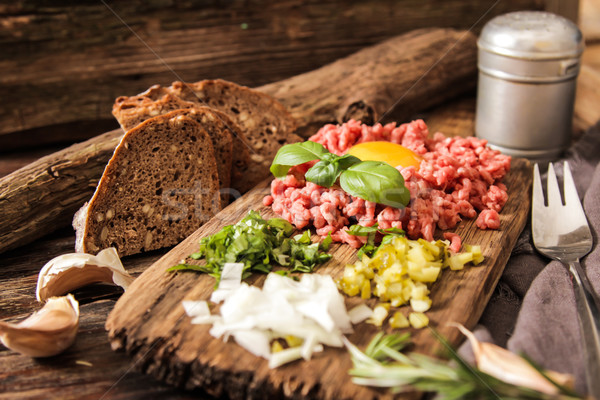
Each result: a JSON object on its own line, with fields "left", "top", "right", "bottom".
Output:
{"left": 105, "top": 157, "right": 531, "bottom": 400}
{"left": 0, "top": 0, "right": 548, "bottom": 139}
{"left": 0, "top": 129, "right": 124, "bottom": 255}
{"left": 259, "top": 28, "right": 478, "bottom": 138}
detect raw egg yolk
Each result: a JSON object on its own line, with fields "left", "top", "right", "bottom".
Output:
{"left": 347, "top": 141, "right": 422, "bottom": 169}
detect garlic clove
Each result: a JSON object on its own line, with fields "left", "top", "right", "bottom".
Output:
{"left": 36, "top": 247, "right": 134, "bottom": 302}
{"left": 0, "top": 294, "right": 79, "bottom": 357}
{"left": 453, "top": 323, "right": 574, "bottom": 395}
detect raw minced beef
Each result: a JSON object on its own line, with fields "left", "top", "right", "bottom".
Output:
{"left": 263, "top": 119, "right": 511, "bottom": 248}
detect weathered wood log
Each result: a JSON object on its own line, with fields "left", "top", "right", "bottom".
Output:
{"left": 260, "top": 28, "right": 478, "bottom": 138}
{"left": 0, "top": 129, "right": 123, "bottom": 254}
{"left": 0, "top": 28, "right": 479, "bottom": 255}
{"left": 1, "top": 0, "right": 550, "bottom": 141}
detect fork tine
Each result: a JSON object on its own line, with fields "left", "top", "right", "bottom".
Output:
{"left": 563, "top": 161, "right": 581, "bottom": 206}
{"left": 532, "top": 163, "right": 545, "bottom": 208}
{"left": 546, "top": 162, "right": 563, "bottom": 210}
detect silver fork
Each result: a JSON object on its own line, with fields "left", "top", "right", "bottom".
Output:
{"left": 532, "top": 161, "right": 600, "bottom": 398}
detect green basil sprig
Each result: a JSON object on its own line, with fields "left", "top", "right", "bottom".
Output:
{"left": 270, "top": 141, "right": 411, "bottom": 208}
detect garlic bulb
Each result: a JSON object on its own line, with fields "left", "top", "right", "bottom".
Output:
{"left": 36, "top": 247, "right": 134, "bottom": 302}
{"left": 0, "top": 294, "right": 79, "bottom": 357}
{"left": 454, "top": 323, "right": 574, "bottom": 394}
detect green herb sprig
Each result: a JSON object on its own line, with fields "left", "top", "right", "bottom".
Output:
{"left": 168, "top": 210, "right": 332, "bottom": 280}
{"left": 345, "top": 332, "right": 583, "bottom": 400}
{"left": 270, "top": 141, "right": 410, "bottom": 209}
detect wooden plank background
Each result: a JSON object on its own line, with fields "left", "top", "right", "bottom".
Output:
{"left": 0, "top": 0, "right": 562, "bottom": 148}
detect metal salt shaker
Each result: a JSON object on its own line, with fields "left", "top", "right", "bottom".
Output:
{"left": 475, "top": 11, "right": 584, "bottom": 161}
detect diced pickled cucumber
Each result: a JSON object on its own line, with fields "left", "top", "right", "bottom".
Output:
{"left": 336, "top": 235, "right": 484, "bottom": 325}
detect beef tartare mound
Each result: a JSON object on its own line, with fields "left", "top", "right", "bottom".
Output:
{"left": 263, "top": 119, "right": 511, "bottom": 248}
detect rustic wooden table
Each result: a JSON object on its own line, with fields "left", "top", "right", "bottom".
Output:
{"left": 1, "top": 2, "right": 599, "bottom": 399}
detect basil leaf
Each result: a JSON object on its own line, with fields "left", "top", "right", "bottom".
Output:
{"left": 320, "top": 232, "right": 333, "bottom": 251}
{"left": 267, "top": 217, "right": 295, "bottom": 236}
{"left": 166, "top": 263, "right": 213, "bottom": 274}
{"left": 339, "top": 161, "right": 410, "bottom": 208}
{"left": 347, "top": 224, "right": 380, "bottom": 236}
{"left": 305, "top": 153, "right": 362, "bottom": 188}
{"left": 293, "top": 230, "right": 312, "bottom": 244}
{"left": 337, "top": 154, "right": 362, "bottom": 170}
{"left": 382, "top": 227, "right": 405, "bottom": 235}
{"left": 305, "top": 159, "right": 340, "bottom": 187}
{"left": 270, "top": 141, "right": 330, "bottom": 178}
{"left": 320, "top": 153, "right": 339, "bottom": 163}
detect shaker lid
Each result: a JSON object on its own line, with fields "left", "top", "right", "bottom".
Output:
{"left": 478, "top": 11, "right": 583, "bottom": 59}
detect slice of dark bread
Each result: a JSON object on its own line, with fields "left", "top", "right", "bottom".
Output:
{"left": 113, "top": 101, "right": 236, "bottom": 201}
{"left": 73, "top": 112, "right": 221, "bottom": 257}
{"left": 168, "top": 79, "right": 302, "bottom": 192}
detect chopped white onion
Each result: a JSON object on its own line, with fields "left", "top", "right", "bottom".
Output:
{"left": 182, "top": 300, "right": 209, "bottom": 317}
{"left": 182, "top": 300, "right": 220, "bottom": 324}
{"left": 210, "top": 262, "right": 244, "bottom": 303}
{"left": 232, "top": 330, "right": 271, "bottom": 359}
{"left": 367, "top": 304, "right": 389, "bottom": 327}
{"left": 348, "top": 304, "right": 374, "bottom": 324}
{"left": 185, "top": 272, "right": 355, "bottom": 368}
{"left": 269, "top": 346, "right": 304, "bottom": 369}
{"left": 301, "top": 333, "right": 322, "bottom": 360}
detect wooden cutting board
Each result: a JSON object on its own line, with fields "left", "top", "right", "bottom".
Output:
{"left": 105, "top": 157, "right": 531, "bottom": 400}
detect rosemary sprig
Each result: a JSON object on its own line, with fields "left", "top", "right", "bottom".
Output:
{"left": 344, "top": 332, "right": 583, "bottom": 400}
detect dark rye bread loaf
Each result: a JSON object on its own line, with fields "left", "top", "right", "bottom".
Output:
{"left": 168, "top": 79, "right": 302, "bottom": 192}
{"left": 113, "top": 103, "right": 236, "bottom": 198}
{"left": 73, "top": 113, "right": 221, "bottom": 257}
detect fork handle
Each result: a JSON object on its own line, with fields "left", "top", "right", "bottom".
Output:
{"left": 568, "top": 260, "right": 600, "bottom": 398}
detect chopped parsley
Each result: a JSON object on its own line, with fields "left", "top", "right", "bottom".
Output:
{"left": 168, "top": 210, "right": 332, "bottom": 280}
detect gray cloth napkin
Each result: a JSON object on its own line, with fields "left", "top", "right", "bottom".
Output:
{"left": 464, "top": 122, "right": 600, "bottom": 395}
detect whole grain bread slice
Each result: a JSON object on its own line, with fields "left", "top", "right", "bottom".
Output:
{"left": 113, "top": 100, "right": 236, "bottom": 200}
{"left": 168, "top": 79, "right": 302, "bottom": 192}
{"left": 73, "top": 112, "right": 221, "bottom": 257}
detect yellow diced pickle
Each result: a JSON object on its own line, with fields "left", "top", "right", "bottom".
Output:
{"left": 341, "top": 236, "right": 484, "bottom": 326}
{"left": 360, "top": 280, "right": 371, "bottom": 299}
{"left": 389, "top": 311, "right": 410, "bottom": 329}
{"left": 409, "top": 312, "right": 429, "bottom": 329}
{"left": 271, "top": 340, "right": 284, "bottom": 353}
{"left": 410, "top": 298, "right": 432, "bottom": 312}
{"left": 284, "top": 335, "right": 303, "bottom": 347}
